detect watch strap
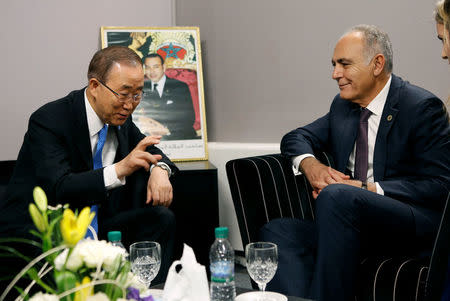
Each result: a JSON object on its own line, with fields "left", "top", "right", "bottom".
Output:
{"left": 361, "top": 181, "right": 368, "bottom": 190}
{"left": 150, "top": 162, "right": 172, "bottom": 177}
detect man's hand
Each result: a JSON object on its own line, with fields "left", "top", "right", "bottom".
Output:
{"left": 300, "top": 157, "right": 350, "bottom": 199}
{"left": 115, "top": 136, "right": 163, "bottom": 179}
{"left": 146, "top": 166, "right": 173, "bottom": 207}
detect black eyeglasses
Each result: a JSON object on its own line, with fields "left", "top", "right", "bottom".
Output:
{"left": 97, "top": 79, "right": 144, "bottom": 103}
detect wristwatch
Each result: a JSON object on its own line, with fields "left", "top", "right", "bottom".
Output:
{"left": 361, "top": 181, "right": 368, "bottom": 190}
{"left": 150, "top": 162, "right": 172, "bottom": 177}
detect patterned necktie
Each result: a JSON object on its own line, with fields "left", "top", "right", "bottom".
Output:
{"left": 86, "top": 124, "right": 108, "bottom": 238}
{"left": 354, "top": 108, "right": 371, "bottom": 181}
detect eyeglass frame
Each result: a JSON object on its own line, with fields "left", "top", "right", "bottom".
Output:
{"left": 96, "top": 78, "right": 145, "bottom": 103}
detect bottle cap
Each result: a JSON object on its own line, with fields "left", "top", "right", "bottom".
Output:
{"left": 215, "top": 227, "right": 228, "bottom": 238}
{"left": 107, "top": 231, "right": 122, "bottom": 242}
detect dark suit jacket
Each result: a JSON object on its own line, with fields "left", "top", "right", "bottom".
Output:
{"left": 281, "top": 74, "right": 450, "bottom": 211}
{"left": 0, "top": 88, "right": 178, "bottom": 235}
{"left": 138, "top": 77, "right": 197, "bottom": 140}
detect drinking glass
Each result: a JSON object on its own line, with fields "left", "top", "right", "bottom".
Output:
{"left": 130, "top": 241, "right": 161, "bottom": 288}
{"left": 245, "top": 242, "right": 278, "bottom": 294}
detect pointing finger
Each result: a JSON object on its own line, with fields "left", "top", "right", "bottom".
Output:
{"left": 136, "top": 136, "right": 162, "bottom": 151}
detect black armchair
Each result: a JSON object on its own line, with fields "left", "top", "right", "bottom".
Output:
{"left": 226, "top": 153, "right": 449, "bottom": 301}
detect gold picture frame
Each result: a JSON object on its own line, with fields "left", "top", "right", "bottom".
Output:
{"left": 101, "top": 26, "right": 208, "bottom": 161}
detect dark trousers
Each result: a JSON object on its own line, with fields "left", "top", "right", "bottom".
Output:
{"left": 260, "top": 184, "right": 440, "bottom": 301}
{"left": 100, "top": 205, "right": 176, "bottom": 285}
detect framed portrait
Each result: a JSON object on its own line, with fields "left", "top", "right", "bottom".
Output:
{"left": 101, "top": 26, "right": 208, "bottom": 161}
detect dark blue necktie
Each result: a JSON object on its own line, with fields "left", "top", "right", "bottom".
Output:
{"left": 86, "top": 124, "right": 108, "bottom": 238}
{"left": 354, "top": 108, "right": 371, "bottom": 181}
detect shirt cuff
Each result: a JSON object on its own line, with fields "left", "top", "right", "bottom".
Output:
{"left": 150, "top": 162, "right": 172, "bottom": 177}
{"left": 104, "top": 164, "right": 126, "bottom": 190}
{"left": 292, "top": 154, "right": 315, "bottom": 175}
{"left": 375, "top": 182, "right": 384, "bottom": 195}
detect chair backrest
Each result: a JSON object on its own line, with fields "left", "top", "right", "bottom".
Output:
{"left": 0, "top": 160, "right": 16, "bottom": 201}
{"left": 226, "top": 154, "right": 315, "bottom": 247}
{"left": 425, "top": 192, "right": 450, "bottom": 300}
{"left": 226, "top": 153, "right": 449, "bottom": 301}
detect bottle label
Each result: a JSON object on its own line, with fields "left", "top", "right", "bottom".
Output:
{"left": 210, "top": 261, "right": 234, "bottom": 283}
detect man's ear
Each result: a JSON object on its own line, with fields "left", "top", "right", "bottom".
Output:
{"left": 88, "top": 78, "right": 100, "bottom": 97}
{"left": 372, "top": 54, "right": 385, "bottom": 76}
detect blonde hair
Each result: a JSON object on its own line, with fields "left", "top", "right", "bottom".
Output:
{"left": 445, "top": 0, "right": 450, "bottom": 20}
{"left": 438, "top": 0, "right": 450, "bottom": 30}
{"left": 435, "top": 0, "right": 445, "bottom": 24}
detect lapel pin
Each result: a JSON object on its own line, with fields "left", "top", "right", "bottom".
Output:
{"left": 387, "top": 115, "right": 393, "bottom": 121}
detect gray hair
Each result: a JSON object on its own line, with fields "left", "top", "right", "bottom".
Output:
{"left": 345, "top": 24, "right": 393, "bottom": 74}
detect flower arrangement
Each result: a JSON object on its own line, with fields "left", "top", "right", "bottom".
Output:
{"left": 0, "top": 187, "right": 151, "bottom": 301}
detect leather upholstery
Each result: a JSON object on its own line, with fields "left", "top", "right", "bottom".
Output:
{"left": 226, "top": 153, "right": 449, "bottom": 301}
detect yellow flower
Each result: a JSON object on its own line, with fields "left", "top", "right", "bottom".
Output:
{"left": 74, "top": 276, "right": 93, "bottom": 301}
{"left": 29, "top": 203, "right": 47, "bottom": 233}
{"left": 33, "top": 186, "right": 48, "bottom": 212}
{"left": 60, "top": 207, "right": 95, "bottom": 246}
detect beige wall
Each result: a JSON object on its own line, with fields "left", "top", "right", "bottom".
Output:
{"left": 176, "top": 0, "right": 450, "bottom": 143}
{"left": 2, "top": 0, "right": 448, "bottom": 160}
{"left": 0, "top": 0, "right": 175, "bottom": 160}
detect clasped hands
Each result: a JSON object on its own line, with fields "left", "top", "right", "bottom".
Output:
{"left": 300, "top": 157, "right": 374, "bottom": 199}
{"left": 115, "top": 135, "right": 173, "bottom": 207}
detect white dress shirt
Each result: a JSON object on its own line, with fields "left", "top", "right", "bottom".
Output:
{"left": 84, "top": 89, "right": 172, "bottom": 187}
{"left": 153, "top": 74, "right": 166, "bottom": 97}
{"left": 84, "top": 90, "right": 124, "bottom": 190}
{"left": 292, "top": 76, "right": 392, "bottom": 195}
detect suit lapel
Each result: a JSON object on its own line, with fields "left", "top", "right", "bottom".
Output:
{"left": 71, "top": 89, "right": 93, "bottom": 169}
{"left": 114, "top": 124, "right": 129, "bottom": 162}
{"left": 162, "top": 77, "right": 175, "bottom": 98}
{"left": 373, "top": 75, "right": 400, "bottom": 181}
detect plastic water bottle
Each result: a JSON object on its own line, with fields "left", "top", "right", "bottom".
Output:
{"left": 210, "top": 227, "right": 236, "bottom": 301}
{"left": 107, "top": 231, "right": 128, "bottom": 259}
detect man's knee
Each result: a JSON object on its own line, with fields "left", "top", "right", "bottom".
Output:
{"left": 152, "top": 206, "right": 176, "bottom": 235}
{"left": 315, "top": 184, "right": 361, "bottom": 219}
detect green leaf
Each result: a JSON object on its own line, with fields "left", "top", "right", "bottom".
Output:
{"left": 0, "top": 245, "right": 33, "bottom": 262}
{"left": 0, "top": 237, "right": 42, "bottom": 248}
{"left": 55, "top": 270, "right": 77, "bottom": 301}
{"left": 117, "top": 260, "right": 131, "bottom": 285}
{"left": 30, "top": 229, "right": 43, "bottom": 240}
{"left": 14, "top": 286, "right": 26, "bottom": 300}
{"left": 110, "top": 255, "right": 123, "bottom": 279}
{"left": 26, "top": 267, "right": 56, "bottom": 294}
{"left": 48, "top": 214, "right": 64, "bottom": 247}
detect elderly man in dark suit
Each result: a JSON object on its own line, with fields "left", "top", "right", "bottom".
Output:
{"left": 0, "top": 46, "right": 178, "bottom": 287}
{"left": 136, "top": 53, "right": 197, "bottom": 140}
{"left": 261, "top": 25, "right": 450, "bottom": 301}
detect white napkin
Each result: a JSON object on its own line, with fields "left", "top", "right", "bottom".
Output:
{"left": 162, "top": 244, "right": 210, "bottom": 301}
